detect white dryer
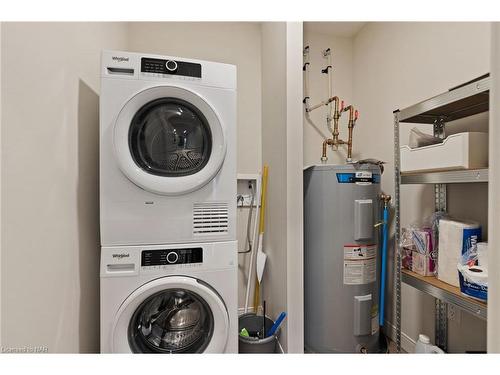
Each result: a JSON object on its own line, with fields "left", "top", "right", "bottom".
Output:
{"left": 100, "top": 241, "right": 237, "bottom": 353}
{"left": 100, "top": 50, "right": 236, "bottom": 246}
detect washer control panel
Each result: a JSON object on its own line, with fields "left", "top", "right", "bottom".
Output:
{"left": 141, "top": 247, "right": 203, "bottom": 266}
{"left": 141, "top": 57, "right": 201, "bottom": 78}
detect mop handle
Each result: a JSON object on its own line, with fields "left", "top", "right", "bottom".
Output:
{"left": 259, "top": 166, "right": 269, "bottom": 234}
{"left": 266, "top": 312, "right": 287, "bottom": 337}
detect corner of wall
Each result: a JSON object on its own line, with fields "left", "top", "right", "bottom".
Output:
{"left": 285, "top": 21, "right": 304, "bottom": 354}
{"left": 0, "top": 21, "right": 3, "bottom": 348}
{"left": 488, "top": 22, "right": 500, "bottom": 353}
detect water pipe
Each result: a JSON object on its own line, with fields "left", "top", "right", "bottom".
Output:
{"left": 302, "top": 46, "right": 361, "bottom": 163}
{"left": 379, "top": 193, "right": 391, "bottom": 327}
{"left": 322, "top": 48, "right": 333, "bottom": 134}
{"left": 302, "top": 46, "right": 310, "bottom": 111}
{"left": 340, "top": 105, "right": 359, "bottom": 162}
{"left": 331, "top": 98, "right": 343, "bottom": 148}
{"left": 304, "top": 47, "right": 338, "bottom": 115}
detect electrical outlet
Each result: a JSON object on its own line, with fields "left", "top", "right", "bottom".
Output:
{"left": 448, "top": 304, "right": 461, "bottom": 324}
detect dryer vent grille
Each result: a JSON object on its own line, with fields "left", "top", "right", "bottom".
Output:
{"left": 193, "top": 202, "right": 229, "bottom": 234}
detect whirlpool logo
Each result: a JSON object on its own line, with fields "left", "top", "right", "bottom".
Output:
{"left": 112, "top": 56, "right": 129, "bottom": 62}
{"left": 112, "top": 253, "right": 130, "bottom": 259}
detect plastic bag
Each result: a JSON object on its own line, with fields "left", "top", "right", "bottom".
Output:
{"left": 400, "top": 211, "right": 448, "bottom": 276}
{"left": 400, "top": 228, "right": 415, "bottom": 271}
{"left": 409, "top": 127, "right": 443, "bottom": 149}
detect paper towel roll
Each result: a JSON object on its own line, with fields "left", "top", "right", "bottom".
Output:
{"left": 438, "top": 219, "right": 481, "bottom": 287}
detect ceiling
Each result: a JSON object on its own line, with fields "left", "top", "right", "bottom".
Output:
{"left": 304, "top": 22, "right": 366, "bottom": 38}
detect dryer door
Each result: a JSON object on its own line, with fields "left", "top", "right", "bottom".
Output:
{"left": 112, "top": 276, "right": 229, "bottom": 353}
{"left": 113, "top": 86, "right": 226, "bottom": 196}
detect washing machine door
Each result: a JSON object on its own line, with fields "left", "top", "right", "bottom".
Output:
{"left": 112, "top": 276, "right": 229, "bottom": 353}
{"left": 113, "top": 85, "right": 226, "bottom": 196}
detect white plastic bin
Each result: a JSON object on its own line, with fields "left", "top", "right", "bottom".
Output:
{"left": 400, "top": 132, "right": 488, "bottom": 173}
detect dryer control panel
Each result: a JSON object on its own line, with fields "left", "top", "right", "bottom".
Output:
{"left": 141, "top": 247, "right": 203, "bottom": 266}
{"left": 141, "top": 57, "right": 202, "bottom": 78}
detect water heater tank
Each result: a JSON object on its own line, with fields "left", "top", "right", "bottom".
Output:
{"left": 304, "top": 164, "right": 381, "bottom": 353}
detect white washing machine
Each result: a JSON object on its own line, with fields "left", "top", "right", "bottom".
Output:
{"left": 100, "top": 241, "right": 237, "bottom": 353}
{"left": 100, "top": 50, "right": 236, "bottom": 246}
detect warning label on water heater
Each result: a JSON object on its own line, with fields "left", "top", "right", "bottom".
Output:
{"left": 343, "top": 244, "right": 377, "bottom": 285}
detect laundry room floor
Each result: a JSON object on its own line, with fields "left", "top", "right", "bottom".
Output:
{"left": 382, "top": 339, "right": 407, "bottom": 353}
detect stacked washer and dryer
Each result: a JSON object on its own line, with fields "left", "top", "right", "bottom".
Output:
{"left": 99, "top": 50, "right": 238, "bottom": 353}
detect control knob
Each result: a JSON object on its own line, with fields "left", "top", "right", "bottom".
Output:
{"left": 165, "top": 60, "right": 178, "bottom": 72}
{"left": 166, "top": 251, "right": 178, "bottom": 264}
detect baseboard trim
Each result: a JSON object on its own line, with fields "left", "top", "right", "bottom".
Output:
{"left": 383, "top": 320, "right": 416, "bottom": 353}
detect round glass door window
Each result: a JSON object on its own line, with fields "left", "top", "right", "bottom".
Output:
{"left": 129, "top": 98, "right": 212, "bottom": 177}
{"left": 128, "top": 289, "right": 214, "bottom": 353}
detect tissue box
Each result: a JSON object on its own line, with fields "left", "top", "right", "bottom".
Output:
{"left": 410, "top": 228, "right": 436, "bottom": 276}
{"left": 412, "top": 251, "right": 435, "bottom": 276}
{"left": 412, "top": 228, "right": 433, "bottom": 254}
{"left": 438, "top": 219, "right": 481, "bottom": 287}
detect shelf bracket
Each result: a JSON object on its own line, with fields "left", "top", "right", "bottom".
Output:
{"left": 393, "top": 111, "right": 402, "bottom": 353}
{"left": 435, "top": 299, "right": 449, "bottom": 352}
{"left": 433, "top": 117, "right": 449, "bottom": 352}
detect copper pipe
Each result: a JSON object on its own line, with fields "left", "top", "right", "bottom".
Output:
{"left": 343, "top": 105, "right": 355, "bottom": 123}
{"left": 342, "top": 105, "right": 359, "bottom": 161}
{"left": 331, "top": 97, "right": 342, "bottom": 145}
{"left": 320, "top": 103, "right": 360, "bottom": 162}
{"left": 321, "top": 138, "right": 335, "bottom": 162}
{"left": 347, "top": 126, "right": 354, "bottom": 160}
{"left": 379, "top": 193, "right": 392, "bottom": 206}
{"left": 320, "top": 98, "right": 344, "bottom": 161}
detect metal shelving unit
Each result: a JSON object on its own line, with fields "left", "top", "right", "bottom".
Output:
{"left": 393, "top": 75, "right": 490, "bottom": 353}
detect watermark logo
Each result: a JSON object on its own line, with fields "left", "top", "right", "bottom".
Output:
{"left": 2, "top": 345, "right": 48, "bottom": 353}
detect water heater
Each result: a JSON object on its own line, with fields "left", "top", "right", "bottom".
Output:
{"left": 304, "top": 164, "right": 382, "bottom": 353}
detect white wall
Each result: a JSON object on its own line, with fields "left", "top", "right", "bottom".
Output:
{"left": 261, "top": 21, "right": 288, "bottom": 350}
{"left": 261, "top": 22, "right": 304, "bottom": 353}
{"left": 303, "top": 30, "right": 354, "bottom": 166}
{"left": 488, "top": 22, "right": 500, "bottom": 353}
{"left": 1, "top": 22, "right": 129, "bottom": 352}
{"left": 352, "top": 22, "right": 490, "bottom": 353}
{"left": 0, "top": 23, "right": 2, "bottom": 348}
{"left": 127, "top": 22, "right": 262, "bottom": 311}
{"left": 285, "top": 22, "right": 304, "bottom": 353}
